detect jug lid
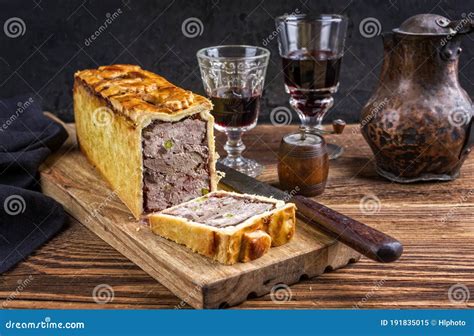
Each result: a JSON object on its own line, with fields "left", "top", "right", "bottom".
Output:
{"left": 393, "top": 14, "right": 456, "bottom": 36}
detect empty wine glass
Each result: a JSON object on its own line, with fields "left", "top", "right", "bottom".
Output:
{"left": 197, "top": 45, "right": 270, "bottom": 177}
{"left": 276, "top": 14, "right": 348, "bottom": 159}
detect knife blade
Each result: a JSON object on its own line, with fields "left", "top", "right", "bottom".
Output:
{"left": 217, "top": 162, "right": 403, "bottom": 263}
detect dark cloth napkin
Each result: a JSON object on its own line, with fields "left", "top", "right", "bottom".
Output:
{"left": 0, "top": 94, "right": 68, "bottom": 273}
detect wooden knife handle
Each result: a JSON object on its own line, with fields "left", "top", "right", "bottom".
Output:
{"left": 293, "top": 195, "right": 403, "bottom": 263}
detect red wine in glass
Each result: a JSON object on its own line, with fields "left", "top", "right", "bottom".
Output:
{"left": 282, "top": 50, "right": 342, "bottom": 117}
{"left": 210, "top": 87, "right": 261, "bottom": 129}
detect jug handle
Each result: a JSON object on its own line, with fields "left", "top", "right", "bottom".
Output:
{"left": 447, "top": 16, "right": 474, "bottom": 35}
{"left": 460, "top": 116, "right": 474, "bottom": 158}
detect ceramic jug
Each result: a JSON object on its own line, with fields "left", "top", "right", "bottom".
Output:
{"left": 360, "top": 14, "right": 473, "bottom": 182}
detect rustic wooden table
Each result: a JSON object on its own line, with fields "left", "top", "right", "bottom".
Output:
{"left": 1, "top": 124, "right": 473, "bottom": 309}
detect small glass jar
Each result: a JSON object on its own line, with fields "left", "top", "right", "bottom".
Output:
{"left": 278, "top": 132, "right": 329, "bottom": 197}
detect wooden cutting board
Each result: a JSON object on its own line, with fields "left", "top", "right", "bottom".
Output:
{"left": 39, "top": 123, "right": 360, "bottom": 309}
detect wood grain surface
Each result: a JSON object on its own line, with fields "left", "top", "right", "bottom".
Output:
{"left": 36, "top": 123, "right": 360, "bottom": 308}
{"left": 1, "top": 124, "right": 473, "bottom": 309}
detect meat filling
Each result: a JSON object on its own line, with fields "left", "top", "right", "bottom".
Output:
{"left": 162, "top": 194, "right": 275, "bottom": 228}
{"left": 142, "top": 118, "right": 210, "bottom": 212}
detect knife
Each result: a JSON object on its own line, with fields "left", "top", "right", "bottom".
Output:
{"left": 217, "top": 162, "right": 403, "bottom": 263}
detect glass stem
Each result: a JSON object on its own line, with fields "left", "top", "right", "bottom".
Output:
{"left": 224, "top": 130, "right": 245, "bottom": 161}
{"left": 299, "top": 115, "right": 320, "bottom": 134}
{"left": 291, "top": 96, "right": 334, "bottom": 135}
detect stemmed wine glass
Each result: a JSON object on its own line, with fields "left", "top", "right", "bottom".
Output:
{"left": 275, "top": 14, "right": 348, "bottom": 159}
{"left": 197, "top": 45, "right": 270, "bottom": 177}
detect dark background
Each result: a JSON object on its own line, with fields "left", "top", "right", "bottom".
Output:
{"left": 0, "top": 0, "right": 472, "bottom": 123}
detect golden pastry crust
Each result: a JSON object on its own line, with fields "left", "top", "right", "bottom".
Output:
{"left": 148, "top": 191, "right": 297, "bottom": 265}
{"left": 240, "top": 230, "right": 272, "bottom": 263}
{"left": 74, "top": 64, "right": 213, "bottom": 125}
{"left": 73, "top": 65, "right": 218, "bottom": 219}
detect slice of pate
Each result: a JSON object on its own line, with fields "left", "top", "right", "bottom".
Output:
{"left": 148, "top": 191, "right": 296, "bottom": 264}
